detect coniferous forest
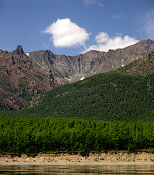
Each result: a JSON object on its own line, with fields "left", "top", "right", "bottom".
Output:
{"left": 1, "top": 116, "right": 154, "bottom": 154}
{"left": 19, "top": 72, "right": 154, "bottom": 122}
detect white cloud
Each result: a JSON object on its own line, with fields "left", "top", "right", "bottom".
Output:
{"left": 83, "top": 0, "right": 104, "bottom": 7}
{"left": 145, "top": 9, "right": 154, "bottom": 39}
{"left": 82, "top": 32, "right": 138, "bottom": 53}
{"left": 44, "top": 18, "right": 90, "bottom": 48}
{"left": 113, "top": 14, "right": 122, "bottom": 20}
{"left": 95, "top": 32, "right": 108, "bottom": 43}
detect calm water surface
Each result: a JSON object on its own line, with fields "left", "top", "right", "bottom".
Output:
{"left": 1, "top": 164, "right": 154, "bottom": 174}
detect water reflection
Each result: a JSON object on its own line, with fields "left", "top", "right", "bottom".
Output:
{"left": 1, "top": 164, "right": 154, "bottom": 174}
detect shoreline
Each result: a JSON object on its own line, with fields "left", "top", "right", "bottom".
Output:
{"left": 1, "top": 161, "right": 154, "bottom": 166}
{"left": 1, "top": 152, "right": 154, "bottom": 165}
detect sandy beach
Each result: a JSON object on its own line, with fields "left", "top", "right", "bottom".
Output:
{"left": 1, "top": 152, "right": 154, "bottom": 165}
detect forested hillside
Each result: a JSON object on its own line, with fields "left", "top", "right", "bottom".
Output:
{"left": 20, "top": 72, "right": 154, "bottom": 121}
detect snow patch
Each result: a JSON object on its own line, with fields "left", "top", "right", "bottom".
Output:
{"left": 65, "top": 78, "right": 71, "bottom": 81}
{"left": 37, "top": 63, "right": 44, "bottom": 68}
{"left": 80, "top": 77, "right": 85, "bottom": 81}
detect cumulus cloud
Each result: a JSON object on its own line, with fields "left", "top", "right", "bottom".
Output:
{"left": 95, "top": 32, "right": 109, "bottom": 43}
{"left": 145, "top": 9, "right": 154, "bottom": 39}
{"left": 83, "top": 0, "right": 104, "bottom": 7}
{"left": 44, "top": 18, "right": 90, "bottom": 48}
{"left": 82, "top": 32, "right": 138, "bottom": 53}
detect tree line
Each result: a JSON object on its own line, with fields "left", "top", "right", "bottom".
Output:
{"left": 1, "top": 116, "right": 154, "bottom": 153}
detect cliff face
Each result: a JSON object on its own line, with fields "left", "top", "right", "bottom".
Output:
{"left": 0, "top": 39, "right": 154, "bottom": 109}
{"left": 29, "top": 39, "right": 154, "bottom": 82}
{"left": 0, "top": 47, "right": 59, "bottom": 109}
{"left": 117, "top": 49, "right": 154, "bottom": 75}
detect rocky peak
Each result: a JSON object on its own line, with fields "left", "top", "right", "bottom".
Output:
{"left": 145, "top": 39, "right": 154, "bottom": 43}
{"left": 13, "top": 45, "right": 24, "bottom": 55}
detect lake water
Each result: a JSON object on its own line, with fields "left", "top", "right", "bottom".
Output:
{"left": 1, "top": 164, "right": 154, "bottom": 174}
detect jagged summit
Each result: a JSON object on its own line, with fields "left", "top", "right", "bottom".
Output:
{"left": 13, "top": 45, "right": 24, "bottom": 55}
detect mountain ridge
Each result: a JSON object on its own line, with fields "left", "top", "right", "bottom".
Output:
{"left": 28, "top": 39, "right": 154, "bottom": 82}
{"left": 0, "top": 39, "right": 154, "bottom": 110}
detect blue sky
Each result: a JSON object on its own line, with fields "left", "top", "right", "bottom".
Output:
{"left": 0, "top": 0, "right": 154, "bottom": 55}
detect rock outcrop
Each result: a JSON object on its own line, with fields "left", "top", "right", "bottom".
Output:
{"left": 13, "top": 45, "right": 24, "bottom": 55}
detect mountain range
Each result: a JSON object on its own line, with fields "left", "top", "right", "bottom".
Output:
{"left": 20, "top": 48, "right": 154, "bottom": 121}
{"left": 0, "top": 39, "right": 154, "bottom": 110}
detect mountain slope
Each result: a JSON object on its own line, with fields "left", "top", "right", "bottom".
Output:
{"left": 0, "top": 46, "right": 59, "bottom": 109}
{"left": 21, "top": 51, "right": 154, "bottom": 121}
{"left": 0, "top": 39, "right": 154, "bottom": 110}
{"left": 21, "top": 73, "right": 154, "bottom": 121}
{"left": 117, "top": 49, "right": 154, "bottom": 75}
